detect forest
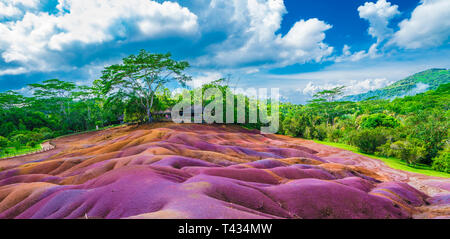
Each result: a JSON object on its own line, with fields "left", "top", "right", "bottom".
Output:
{"left": 0, "top": 50, "right": 448, "bottom": 173}
{"left": 343, "top": 68, "right": 449, "bottom": 101}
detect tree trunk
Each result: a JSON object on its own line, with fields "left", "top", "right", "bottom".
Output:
{"left": 147, "top": 107, "right": 153, "bottom": 123}
{"left": 146, "top": 93, "right": 155, "bottom": 124}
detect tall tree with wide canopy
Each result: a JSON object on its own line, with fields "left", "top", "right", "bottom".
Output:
{"left": 100, "top": 50, "right": 191, "bottom": 123}
{"left": 28, "top": 79, "right": 76, "bottom": 121}
{"left": 0, "top": 91, "right": 26, "bottom": 109}
{"left": 313, "top": 86, "right": 346, "bottom": 102}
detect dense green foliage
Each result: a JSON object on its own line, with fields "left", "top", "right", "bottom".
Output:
{"left": 279, "top": 83, "right": 450, "bottom": 172}
{"left": 432, "top": 145, "right": 450, "bottom": 173}
{"left": 100, "top": 50, "right": 190, "bottom": 123}
{"left": 343, "top": 68, "right": 449, "bottom": 101}
{"left": 0, "top": 50, "right": 187, "bottom": 157}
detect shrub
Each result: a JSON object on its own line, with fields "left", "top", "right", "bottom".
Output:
{"left": 304, "top": 126, "right": 314, "bottom": 140}
{"left": 282, "top": 117, "right": 303, "bottom": 137}
{"left": 389, "top": 140, "right": 426, "bottom": 166}
{"left": 327, "top": 127, "right": 343, "bottom": 143}
{"left": 0, "top": 122, "right": 17, "bottom": 137}
{"left": 313, "top": 124, "right": 328, "bottom": 141}
{"left": 350, "top": 128, "right": 388, "bottom": 154}
{"left": 376, "top": 140, "right": 397, "bottom": 158}
{"left": 26, "top": 141, "right": 38, "bottom": 148}
{"left": 0, "top": 136, "right": 8, "bottom": 148}
{"left": 360, "top": 113, "right": 400, "bottom": 129}
{"left": 11, "top": 134, "right": 33, "bottom": 145}
{"left": 432, "top": 145, "right": 449, "bottom": 173}
{"left": 35, "top": 127, "right": 53, "bottom": 139}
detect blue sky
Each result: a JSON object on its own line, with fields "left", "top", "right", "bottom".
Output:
{"left": 0, "top": 0, "right": 449, "bottom": 103}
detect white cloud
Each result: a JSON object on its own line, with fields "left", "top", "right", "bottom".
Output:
{"left": 198, "top": 0, "right": 333, "bottom": 67}
{"left": 245, "top": 68, "right": 260, "bottom": 74}
{"left": 0, "top": 0, "right": 198, "bottom": 72}
{"left": 390, "top": 0, "right": 450, "bottom": 49}
{"left": 0, "top": 66, "right": 27, "bottom": 76}
{"left": 301, "top": 82, "right": 336, "bottom": 96}
{"left": 0, "top": 0, "right": 39, "bottom": 18}
{"left": 12, "top": 0, "right": 38, "bottom": 8}
{"left": 14, "top": 85, "right": 34, "bottom": 96}
{"left": 334, "top": 44, "right": 380, "bottom": 62}
{"left": 345, "top": 78, "right": 394, "bottom": 95}
{"left": 0, "top": 2, "right": 21, "bottom": 18}
{"left": 358, "top": 0, "right": 399, "bottom": 43}
{"left": 333, "top": 0, "right": 398, "bottom": 63}
{"left": 189, "top": 72, "right": 223, "bottom": 88}
{"left": 48, "top": 1, "right": 198, "bottom": 51}
{"left": 301, "top": 77, "right": 394, "bottom": 97}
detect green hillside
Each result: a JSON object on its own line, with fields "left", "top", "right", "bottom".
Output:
{"left": 343, "top": 68, "right": 450, "bottom": 101}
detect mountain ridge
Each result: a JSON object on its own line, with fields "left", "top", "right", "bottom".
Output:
{"left": 343, "top": 68, "right": 450, "bottom": 101}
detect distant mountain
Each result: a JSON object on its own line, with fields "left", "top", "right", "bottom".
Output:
{"left": 342, "top": 68, "right": 450, "bottom": 101}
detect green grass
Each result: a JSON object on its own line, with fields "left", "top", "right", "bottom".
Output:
{"left": 314, "top": 140, "right": 450, "bottom": 178}
{"left": 0, "top": 124, "right": 122, "bottom": 159}
{"left": 0, "top": 143, "right": 43, "bottom": 159}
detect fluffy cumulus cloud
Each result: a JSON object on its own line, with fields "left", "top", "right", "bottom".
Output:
{"left": 301, "top": 77, "right": 395, "bottom": 97}
{"left": 390, "top": 0, "right": 450, "bottom": 49}
{"left": 198, "top": 0, "right": 333, "bottom": 67}
{"left": 0, "top": 0, "right": 39, "bottom": 18}
{"left": 334, "top": 0, "right": 399, "bottom": 63}
{"left": 358, "top": 0, "right": 399, "bottom": 43}
{"left": 188, "top": 71, "right": 224, "bottom": 88}
{"left": 334, "top": 44, "right": 379, "bottom": 62}
{"left": 0, "top": 0, "right": 198, "bottom": 74}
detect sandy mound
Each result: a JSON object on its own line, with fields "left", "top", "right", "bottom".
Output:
{"left": 0, "top": 123, "right": 448, "bottom": 219}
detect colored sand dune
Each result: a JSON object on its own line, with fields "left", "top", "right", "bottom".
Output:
{"left": 0, "top": 123, "right": 448, "bottom": 219}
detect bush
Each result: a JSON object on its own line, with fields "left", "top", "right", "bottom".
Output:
{"left": 376, "top": 140, "right": 397, "bottom": 158}
{"left": 282, "top": 117, "right": 303, "bottom": 137}
{"left": 26, "top": 141, "right": 38, "bottom": 148}
{"left": 350, "top": 128, "right": 388, "bottom": 154}
{"left": 432, "top": 145, "right": 449, "bottom": 173}
{"left": 11, "top": 134, "right": 33, "bottom": 145}
{"left": 313, "top": 125, "right": 328, "bottom": 141}
{"left": 389, "top": 140, "right": 426, "bottom": 165}
{"left": 35, "top": 127, "right": 53, "bottom": 139}
{"left": 0, "top": 136, "right": 8, "bottom": 148}
{"left": 0, "top": 122, "right": 17, "bottom": 137}
{"left": 360, "top": 113, "right": 400, "bottom": 129}
{"left": 327, "top": 127, "right": 344, "bottom": 143}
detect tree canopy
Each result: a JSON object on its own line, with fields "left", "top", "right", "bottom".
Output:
{"left": 100, "top": 50, "right": 191, "bottom": 122}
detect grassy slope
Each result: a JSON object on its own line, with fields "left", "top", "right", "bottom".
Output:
{"left": 314, "top": 140, "right": 450, "bottom": 178}
{"left": 0, "top": 125, "right": 121, "bottom": 159}
{"left": 0, "top": 143, "right": 43, "bottom": 159}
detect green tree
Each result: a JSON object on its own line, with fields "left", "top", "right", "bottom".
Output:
{"left": 313, "top": 86, "right": 346, "bottom": 102}
{"left": 360, "top": 113, "right": 400, "bottom": 129}
{"left": 0, "top": 136, "right": 9, "bottom": 155}
{"left": 28, "top": 79, "right": 76, "bottom": 125}
{"left": 350, "top": 128, "right": 388, "bottom": 154}
{"left": 101, "top": 50, "right": 191, "bottom": 123}
{"left": 432, "top": 144, "right": 449, "bottom": 173}
{"left": 0, "top": 91, "right": 26, "bottom": 109}
{"left": 389, "top": 140, "right": 426, "bottom": 166}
